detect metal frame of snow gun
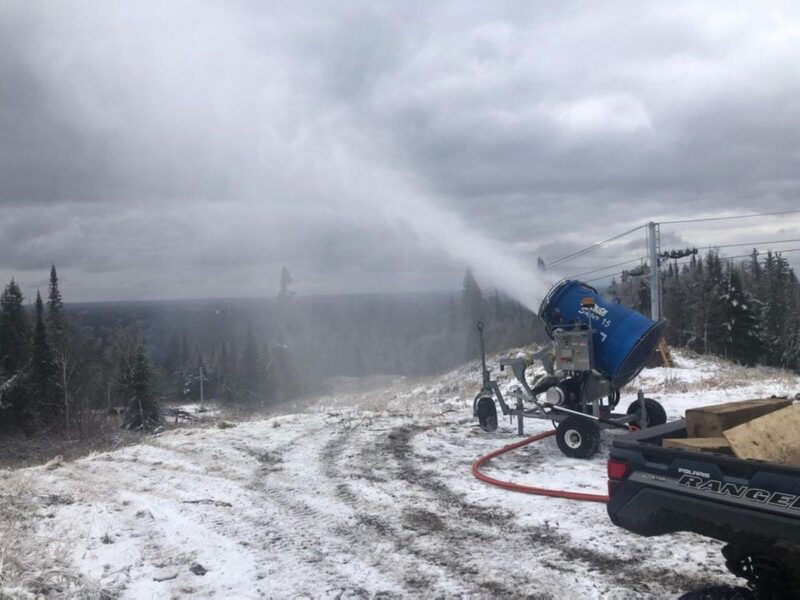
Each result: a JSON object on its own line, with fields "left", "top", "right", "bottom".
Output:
{"left": 473, "top": 321, "right": 665, "bottom": 459}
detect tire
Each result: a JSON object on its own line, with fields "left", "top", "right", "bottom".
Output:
{"left": 723, "top": 545, "right": 797, "bottom": 599}
{"left": 627, "top": 398, "right": 667, "bottom": 428}
{"left": 476, "top": 397, "right": 498, "bottom": 432}
{"left": 555, "top": 416, "right": 600, "bottom": 458}
{"left": 677, "top": 586, "right": 754, "bottom": 600}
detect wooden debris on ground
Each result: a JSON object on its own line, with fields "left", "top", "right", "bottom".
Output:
{"left": 658, "top": 340, "right": 674, "bottom": 368}
{"left": 164, "top": 407, "right": 201, "bottom": 423}
{"left": 686, "top": 397, "right": 792, "bottom": 438}
{"left": 723, "top": 403, "right": 800, "bottom": 465}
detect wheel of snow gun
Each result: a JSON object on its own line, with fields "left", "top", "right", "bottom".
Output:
{"left": 476, "top": 397, "right": 498, "bottom": 432}
{"left": 555, "top": 416, "right": 600, "bottom": 458}
{"left": 626, "top": 398, "right": 667, "bottom": 428}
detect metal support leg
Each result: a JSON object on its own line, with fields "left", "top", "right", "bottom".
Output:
{"left": 637, "top": 389, "right": 648, "bottom": 428}
{"left": 516, "top": 397, "right": 525, "bottom": 436}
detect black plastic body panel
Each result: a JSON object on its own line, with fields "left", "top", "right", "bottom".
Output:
{"left": 607, "top": 419, "right": 800, "bottom": 550}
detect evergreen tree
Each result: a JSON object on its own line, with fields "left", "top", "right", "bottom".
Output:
{"left": 697, "top": 251, "right": 726, "bottom": 354}
{"left": 29, "top": 291, "right": 60, "bottom": 426}
{"left": 46, "top": 265, "right": 66, "bottom": 338}
{"left": 0, "top": 280, "right": 30, "bottom": 376}
{"left": 122, "top": 345, "right": 161, "bottom": 430}
{"left": 536, "top": 257, "right": 546, "bottom": 271}
{"left": 749, "top": 249, "right": 762, "bottom": 288}
{"left": 720, "top": 271, "right": 761, "bottom": 365}
{"left": 492, "top": 289, "right": 503, "bottom": 321}
{"left": 761, "top": 252, "right": 791, "bottom": 363}
{"left": 277, "top": 267, "right": 295, "bottom": 305}
{"left": 607, "top": 246, "right": 800, "bottom": 371}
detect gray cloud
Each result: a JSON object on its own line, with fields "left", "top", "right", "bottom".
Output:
{"left": 1, "top": 1, "right": 799, "bottom": 301}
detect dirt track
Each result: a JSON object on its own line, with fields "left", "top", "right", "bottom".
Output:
{"left": 7, "top": 354, "right": 784, "bottom": 598}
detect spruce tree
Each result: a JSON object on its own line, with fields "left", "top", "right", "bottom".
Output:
{"left": 122, "top": 345, "right": 161, "bottom": 430}
{"left": 0, "top": 280, "right": 30, "bottom": 376}
{"left": 761, "top": 252, "right": 790, "bottom": 363}
{"left": 46, "top": 265, "right": 66, "bottom": 338}
{"left": 29, "top": 291, "right": 60, "bottom": 425}
{"left": 536, "top": 257, "right": 546, "bottom": 271}
{"left": 277, "top": 267, "right": 294, "bottom": 305}
{"left": 720, "top": 271, "right": 761, "bottom": 365}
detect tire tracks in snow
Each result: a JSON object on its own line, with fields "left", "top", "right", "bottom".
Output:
{"left": 36, "top": 408, "right": 736, "bottom": 598}
{"left": 319, "top": 419, "right": 558, "bottom": 596}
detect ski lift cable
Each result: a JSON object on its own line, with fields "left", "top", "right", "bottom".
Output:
{"left": 544, "top": 211, "right": 798, "bottom": 271}
{"left": 660, "top": 209, "right": 800, "bottom": 225}
{"left": 546, "top": 224, "right": 646, "bottom": 269}
{"left": 716, "top": 247, "right": 800, "bottom": 262}
{"left": 687, "top": 238, "right": 800, "bottom": 252}
{"left": 582, "top": 247, "right": 800, "bottom": 285}
{"left": 565, "top": 256, "right": 648, "bottom": 280}
{"left": 664, "top": 246, "right": 800, "bottom": 268}
{"left": 584, "top": 270, "right": 626, "bottom": 284}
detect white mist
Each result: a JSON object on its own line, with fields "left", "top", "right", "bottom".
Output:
{"left": 304, "top": 144, "right": 555, "bottom": 312}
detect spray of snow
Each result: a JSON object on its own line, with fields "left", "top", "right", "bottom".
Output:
{"left": 291, "top": 140, "right": 554, "bottom": 312}
{"left": 384, "top": 194, "right": 553, "bottom": 312}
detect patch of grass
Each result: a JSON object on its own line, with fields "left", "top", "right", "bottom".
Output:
{"left": 0, "top": 427, "right": 143, "bottom": 471}
{"left": 0, "top": 475, "right": 108, "bottom": 599}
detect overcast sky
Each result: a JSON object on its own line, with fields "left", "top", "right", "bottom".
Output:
{"left": 2, "top": 1, "right": 799, "bottom": 302}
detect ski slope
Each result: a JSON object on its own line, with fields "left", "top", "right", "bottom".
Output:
{"left": 4, "top": 350, "right": 799, "bottom": 598}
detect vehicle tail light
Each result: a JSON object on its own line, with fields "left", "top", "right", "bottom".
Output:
{"left": 607, "top": 458, "right": 630, "bottom": 480}
{"left": 607, "top": 458, "right": 630, "bottom": 497}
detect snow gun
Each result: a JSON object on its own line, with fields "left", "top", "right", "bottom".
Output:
{"left": 473, "top": 279, "right": 667, "bottom": 459}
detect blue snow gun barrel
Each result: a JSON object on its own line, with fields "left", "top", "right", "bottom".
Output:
{"left": 538, "top": 280, "right": 666, "bottom": 389}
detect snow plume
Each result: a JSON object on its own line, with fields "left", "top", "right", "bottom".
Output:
{"left": 312, "top": 147, "right": 553, "bottom": 312}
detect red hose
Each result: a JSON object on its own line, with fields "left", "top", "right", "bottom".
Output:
{"left": 471, "top": 430, "right": 609, "bottom": 503}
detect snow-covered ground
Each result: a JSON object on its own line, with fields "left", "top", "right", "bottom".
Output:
{"left": 3, "top": 350, "right": 799, "bottom": 599}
